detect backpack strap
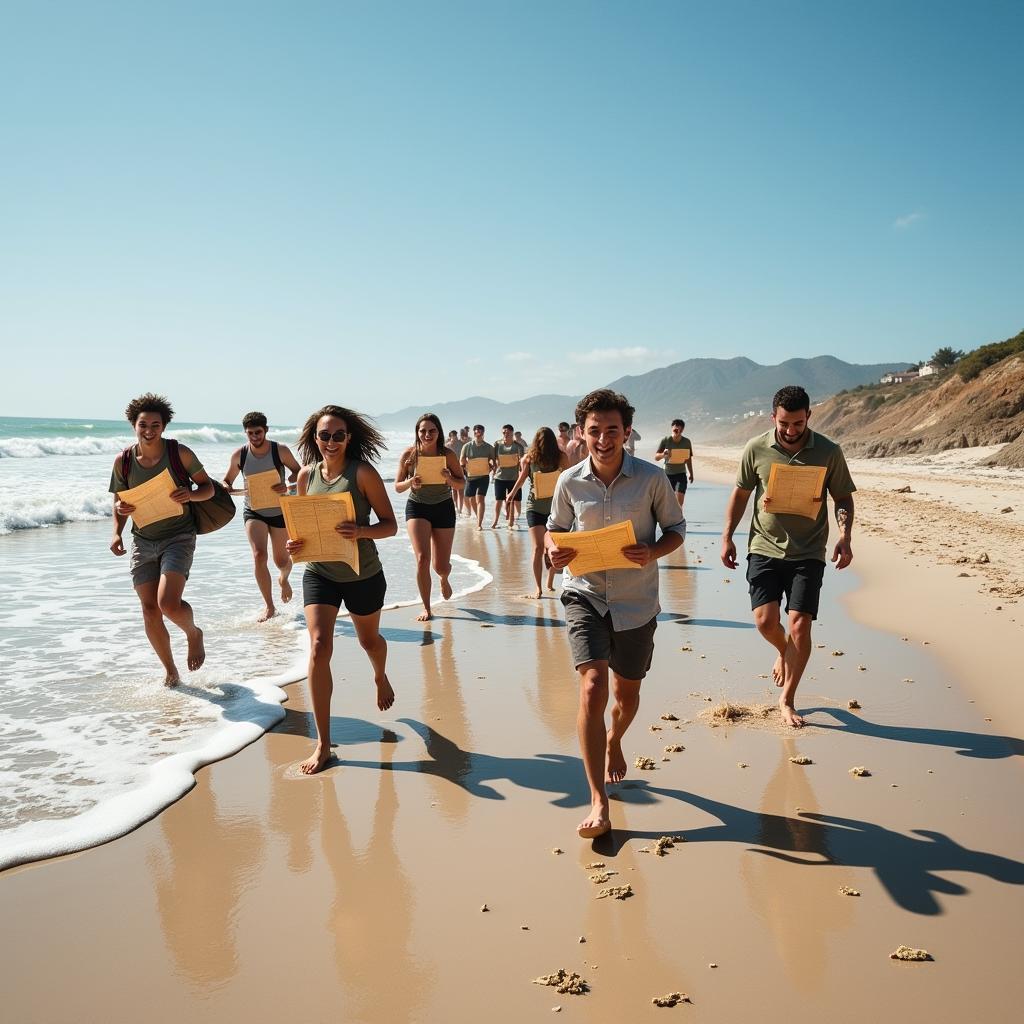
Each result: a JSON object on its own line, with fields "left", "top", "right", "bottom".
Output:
{"left": 238, "top": 445, "right": 248, "bottom": 472}
{"left": 120, "top": 446, "right": 134, "bottom": 484}
{"left": 271, "top": 440, "right": 282, "bottom": 473}
{"left": 165, "top": 438, "right": 192, "bottom": 487}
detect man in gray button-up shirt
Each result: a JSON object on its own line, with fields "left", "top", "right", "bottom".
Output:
{"left": 545, "top": 389, "right": 686, "bottom": 840}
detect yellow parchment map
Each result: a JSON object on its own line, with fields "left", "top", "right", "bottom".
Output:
{"left": 466, "top": 456, "right": 491, "bottom": 478}
{"left": 498, "top": 453, "right": 520, "bottom": 469}
{"left": 117, "top": 469, "right": 183, "bottom": 529}
{"left": 765, "top": 463, "right": 827, "bottom": 519}
{"left": 416, "top": 456, "right": 447, "bottom": 486}
{"left": 532, "top": 470, "right": 560, "bottom": 501}
{"left": 246, "top": 469, "right": 283, "bottom": 510}
{"left": 280, "top": 493, "right": 360, "bottom": 572}
{"left": 667, "top": 448, "right": 691, "bottom": 464}
{"left": 549, "top": 520, "right": 640, "bottom": 574}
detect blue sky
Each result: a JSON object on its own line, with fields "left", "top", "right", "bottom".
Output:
{"left": 1, "top": 0, "right": 1021, "bottom": 424}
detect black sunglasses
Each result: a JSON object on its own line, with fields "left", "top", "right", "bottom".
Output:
{"left": 317, "top": 429, "right": 348, "bottom": 443}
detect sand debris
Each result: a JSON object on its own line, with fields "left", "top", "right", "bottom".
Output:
{"left": 737, "top": 762, "right": 749, "bottom": 768}
{"left": 789, "top": 756, "right": 813, "bottom": 765}
{"left": 652, "top": 836, "right": 678, "bottom": 856}
{"left": 893, "top": 485, "right": 912, "bottom": 493}
{"left": 838, "top": 886, "right": 861, "bottom": 896}
{"left": 849, "top": 766, "right": 871, "bottom": 777}
{"left": 480, "top": 904, "right": 490, "bottom": 912}
{"left": 652, "top": 992, "right": 690, "bottom": 1007}
{"left": 649, "top": 724, "right": 663, "bottom": 731}
{"left": 660, "top": 713, "right": 680, "bottom": 721}
{"left": 1000, "top": 506, "right": 1014, "bottom": 514}
{"left": 589, "top": 871, "right": 617, "bottom": 884}
{"left": 890, "top": 945, "right": 932, "bottom": 962}
{"left": 578, "top": 936, "right": 586, "bottom": 943}
{"left": 858, "top": 665, "right": 867, "bottom": 671}
{"left": 831, "top": 650, "right": 844, "bottom": 657}
{"left": 680, "top": 645, "right": 693, "bottom": 652}
{"left": 664, "top": 744, "right": 685, "bottom": 753}
{"left": 596, "top": 884, "right": 633, "bottom": 900}
{"left": 552, "top": 848, "right": 563, "bottom": 855}
{"left": 533, "top": 969, "right": 589, "bottom": 994}
{"left": 586, "top": 862, "right": 605, "bottom": 869}
{"left": 710, "top": 701, "right": 774, "bottom": 723}
{"left": 635, "top": 757, "right": 657, "bottom": 770}
{"left": 902, "top": 677, "right": 914, "bottom": 683}
{"left": 847, "top": 699, "right": 862, "bottom": 709}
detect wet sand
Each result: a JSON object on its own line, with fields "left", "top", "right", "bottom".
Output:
{"left": 3, "top": 466, "right": 1024, "bottom": 1022}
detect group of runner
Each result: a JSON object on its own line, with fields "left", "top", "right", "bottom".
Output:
{"left": 109, "top": 384, "right": 855, "bottom": 822}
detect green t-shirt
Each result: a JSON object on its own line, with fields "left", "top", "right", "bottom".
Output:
{"left": 109, "top": 443, "right": 203, "bottom": 542}
{"left": 460, "top": 441, "right": 495, "bottom": 478}
{"left": 493, "top": 441, "right": 525, "bottom": 481}
{"left": 736, "top": 429, "right": 856, "bottom": 562}
{"left": 657, "top": 435, "right": 693, "bottom": 475}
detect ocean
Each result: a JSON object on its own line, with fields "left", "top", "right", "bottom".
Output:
{"left": 0, "top": 416, "right": 491, "bottom": 870}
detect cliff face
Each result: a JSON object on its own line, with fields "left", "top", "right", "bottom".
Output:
{"left": 707, "top": 355, "right": 1024, "bottom": 465}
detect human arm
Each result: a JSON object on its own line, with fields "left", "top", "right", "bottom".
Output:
{"left": 511, "top": 454, "right": 531, "bottom": 495}
{"left": 222, "top": 448, "right": 244, "bottom": 493}
{"left": 393, "top": 448, "right": 421, "bottom": 493}
{"left": 443, "top": 449, "right": 465, "bottom": 491}
{"left": 277, "top": 445, "right": 302, "bottom": 492}
{"left": 654, "top": 437, "right": 667, "bottom": 462}
{"left": 170, "top": 446, "right": 214, "bottom": 504}
{"left": 622, "top": 474, "right": 685, "bottom": 567}
{"left": 110, "top": 461, "right": 130, "bottom": 555}
{"left": 336, "top": 464, "right": 398, "bottom": 541}
{"left": 285, "top": 466, "right": 313, "bottom": 555}
{"left": 831, "top": 493, "right": 854, "bottom": 569}
{"left": 720, "top": 486, "right": 753, "bottom": 569}
{"left": 543, "top": 475, "right": 576, "bottom": 569}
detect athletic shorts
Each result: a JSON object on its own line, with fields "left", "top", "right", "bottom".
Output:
{"left": 465, "top": 476, "right": 490, "bottom": 498}
{"left": 746, "top": 554, "right": 826, "bottom": 619}
{"left": 667, "top": 473, "right": 688, "bottom": 493}
{"left": 303, "top": 568, "right": 387, "bottom": 615}
{"left": 526, "top": 510, "right": 549, "bottom": 529}
{"left": 243, "top": 507, "right": 286, "bottom": 530}
{"left": 130, "top": 531, "right": 197, "bottom": 587}
{"left": 494, "top": 478, "right": 521, "bottom": 502}
{"left": 405, "top": 497, "right": 456, "bottom": 529}
{"left": 561, "top": 591, "right": 657, "bottom": 681}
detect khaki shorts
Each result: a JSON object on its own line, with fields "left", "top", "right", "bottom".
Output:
{"left": 130, "top": 531, "right": 197, "bottom": 587}
{"left": 561, "top": 592, "right": 657, "bottom": 681}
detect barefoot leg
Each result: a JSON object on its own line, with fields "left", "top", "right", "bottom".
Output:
{"left": 432, "top": 526, "right": 456, "bottom": 602}
{"left": 135, "top": 580, "right": 180, "bottom": 684}
{"left": 606, "top": 672, "right": 641, "bottom": 784}
{"left": 753, "top": 602, "right": 788, "bottom": 687}
{"left": 302, "top": 602, "right": 338, "bottom": 773}
{"left": 780, "top": 611, "right": 813, "bottom": 728}
{"left": 351, "top": 609, "right": 394, "bottom": 711}
{"left": 577, "top": 661, "right": 612, "bottom": 837}
{"left": 246, "top": 518, "right": 276, "bottom": 621}
{"left": 156, "top": 571, "right": 206, "bottom": 671}
{"left": 407, "top": 516, "right": 434, "bottom": 621}
{"left": 270, "top": 526, "right": 293, "bottom": 604}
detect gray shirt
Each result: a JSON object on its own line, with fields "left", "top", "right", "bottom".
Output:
{"left": 547, "top": 452, "right": 686, "bottom": 631}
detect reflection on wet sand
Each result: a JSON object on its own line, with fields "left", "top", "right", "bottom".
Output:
{"left": 524, "top": 603, "right": 577, "bottom": 746}
{"left": 741, "top": 739, "right": 854, "bottom": 990}
{"left": 150, "top": 780, "right": 264, "bottom": 988}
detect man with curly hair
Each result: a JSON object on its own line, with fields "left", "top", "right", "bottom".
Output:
{"left": 109, "top": 393, "right": 215, "bottom": 685}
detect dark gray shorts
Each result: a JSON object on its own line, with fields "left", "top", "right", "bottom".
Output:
{"left": 130, "top": 531, "right": 197, "bottom": 587}
{"left": 561, "top": 592, "right": 658, "bottom": 681}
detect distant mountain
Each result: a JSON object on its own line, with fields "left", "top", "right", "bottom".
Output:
{"left": 373, "top": 356, "right": 907, "bottom": 436}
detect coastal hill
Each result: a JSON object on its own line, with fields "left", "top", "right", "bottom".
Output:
{"left": 373, "top": 355, "right": 901, "bottom": 433}
{"left": 707, "top": 329, "right": 1024, "bottom": 467}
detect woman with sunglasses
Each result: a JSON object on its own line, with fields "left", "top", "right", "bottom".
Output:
{"left": 395, "top": 412, "right": 465, "bottom": 621}
{"left": 287, "top": 405, "right": 398, "bottom": 775}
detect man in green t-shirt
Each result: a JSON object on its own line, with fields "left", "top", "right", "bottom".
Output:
{"left": 720, "top": 386, "right": 856, "bottom": 727}
{"left": 109, "top": 393, "right": 216, "bottom": 686}
{"left": 654, "top": 418, "right": 694, "bottom": 510}
{"left": 460, "top": 424, "right": 496, "bottom": 530}
{"left": 491, "top": 423, "right": 526, "bottom": 530}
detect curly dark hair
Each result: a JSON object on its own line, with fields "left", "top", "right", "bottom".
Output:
{"left": 125, "top": 393, "right": 174, "bottom": 426}
{"left": 574, "top": 389, "right": 634, "bottom": 429}
{"left": 527, "top": 427, "right": 561, "bottom": 472}
{"left": 772, "top": 386, "right": 811, "bottom": 413}
{"left": 242, "top": 411, "right": 268, "bottom": 429}
{"left": 296, "top": 405, "right": 386, "bottom": 465}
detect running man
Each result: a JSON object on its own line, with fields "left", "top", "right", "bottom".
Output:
{"left": 546, "top": 389, "right": 685, "bottom": 839}
{"left": 491, "top": 423, "right": 525, "bottom": 530}
{"left": 460, "top": 424, "right": 495, "bottom": 530}
{"left": 223, "top": 411, "right": 302, "bottom": 621}
{"left": 565, "top": 424, "right": 588, "bottom": 466}
{"left": 720, "top": 386, "right": 855, "bottom": 727}
{"left": 109, "top": 393, "right": 214, "bottom": 686}
{"left": 557, "top": 422, "right": 572, "bottom": 452}
{"left": 654, "top": 419, "right": 694, "bottom": 510}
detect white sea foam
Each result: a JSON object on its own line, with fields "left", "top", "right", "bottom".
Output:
{"left": 0, "top": 435, "right": 131, "bottom": 459}
{"left": 0, "top": 490, "right": 113, "bottom": 534}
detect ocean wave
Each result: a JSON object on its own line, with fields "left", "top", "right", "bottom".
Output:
{"left": 0, "top": 436, "right": 131, "bottom": 459}
{"left": 0, "top": 494, "right": 113, "bottom": 534}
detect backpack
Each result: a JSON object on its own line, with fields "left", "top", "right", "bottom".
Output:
{"left": 238, "top": 440, "right": 283, "bottom": 474}
{"left": 120, "top": 439, "right": 236, "bottom": 535}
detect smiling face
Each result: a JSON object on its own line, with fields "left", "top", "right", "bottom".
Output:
{"left": 473, "top": 426, "right": 485, "bottom": 442}
{"left": 772, "top": 407, "right": 810, "bottom": 450}
{"left": 582, "top": 410, "right": 628, "bottom": 469}
{"left": 416, "top": 417, "right": 441, "bottom": 452}
{"left": 501, "top": 426, "right": 514, "bottom": 443}
{"left": 245, "top": 426, "right": 267, "bottom": 448}
{"left": 315, "top": 414, "right": 350, "bottom": 462}
{"left": 133, "top": 411, "right": 165, "bottom": 446}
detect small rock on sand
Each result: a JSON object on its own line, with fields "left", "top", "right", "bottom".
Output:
{"left": 652, "top": 992, "right": 690, "bottom": 1007}
{"left": 849, "top": 766, "right": 871, "bottom": 777}
{"left": 838, "top": 886, "right": 860, "bottom": 896}
{"left": 858, "top": 665, "right": 867, "bottom": 671}
{"left": 589, "top": 871, "right": 617, "bottom": 884}
{"left": 664, "top": 744, "right": 685, "bottom": 753}
{"left": 660, "top": 713, "right": 679, "bottom": 721}
{"left": 586, "top": 862, "right": 605, "bottom": 869}
{"left": 1000, "top": 506, "right": 1014, "bottom": 514}
{"left": 737, "top": 762, "right": 749, "bottom": 768}
{"left": 480, "top": 904, "right": 490, "bottom": 912}
{"left": 847, "top": 699, "right": 862, "bottom": 709}
{"left": 649, "top": 724, "right": 663, "bottom": 731}
{"left": 893, "top": 485, "right": 912, "bottom": 493}
{"left": 831, "top": 650, "right": 844, "bottom": 657}
{"left": 890, "top": 945, "right": 932, "bottom": 962}
{"left": 533, "top": 969, "right": 589, "bottom": 994}
{"left": 635, "top": 756, "right": 657, "bottom": 770}
{"left": 552, "top": 848, "right": 563, "bottom": 855}
{"left": 596, "top": 885, "right": 633, "bottom": 900}
{"left": 789, "top": 756, "right": 813, "bottom": 765}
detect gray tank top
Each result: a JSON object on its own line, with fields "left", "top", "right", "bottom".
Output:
{"left": 305, "top": 460, "right": 383, "bottom": 583}
{"left": 241, "top": 444, "right": 284, "bottom": 514}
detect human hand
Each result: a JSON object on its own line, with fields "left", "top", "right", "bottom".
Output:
{"left": 286, "top": 538, "right": 304, "bottom": 555}
{"left": 831, "top": 539, "right": 853, "bottom": 570}
{"left": 720, "top": 537, "right": 738, "bottom": 569}
{"left": 110, "top": 535, "right": 126, "bottom": 556}
{"left": 271, "top": 482, "right": 288, "bottom": 494}
{"left": 546, "top": 544, "right": 576, "bottom": 570}
{"left": 169, "top": 487, "right": 193, "bottom": 505}
{"left": 622, "top": 543, "right": 653, "bottom": 567}
{"left": 336, "top": 522, "right": 361, "bottom": 539}
{"left": 114, "top": 500, "right": 135, "bottom": 516}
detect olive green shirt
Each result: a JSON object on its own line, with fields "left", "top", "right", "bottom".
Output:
{"left": 737, "top": 429, "right": 856, "bottom": 562}
{"left": 493, "top": 440, "right": 525, "bottom": 481}
{"left": 460, "top": 441, "right": 495, "bottom": 478}
{"left": 657, "top": 435, "right": 693, "bottom": 476}
{"left": 406, "top": 450, "right": 453, "bottom": 506}
{"left": 109, "top": 444, "right": 203, "bottom": 542}
{"left": 305, "top": 460, "right": 383, "bottom": 583}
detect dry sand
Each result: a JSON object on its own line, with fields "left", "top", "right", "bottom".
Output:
{"left": 2, "top": 457, "right": 1023, "bottom": 1022}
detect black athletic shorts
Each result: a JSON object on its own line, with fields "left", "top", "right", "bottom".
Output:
{"left": 746, "top": 554, "right": 825, "bottom": 619}
{"left": 405, "top": 497, "right": 456, "bottom": 529}
{"left": 465, "top": 476, "right": 490, "bottom": 498}
{"left": 561, "top": 592, "right": 657, "bottom": 680}
{"left": 666, "top": 474, "right": 688, "bottom": 493}
{"left": 243, "top": 507, "right": 286, "bottom": 529}
{"left": 303, "top": 568, "right": 387, "bottom": 615}
{"left": 494, "top": 478, "right": 521, "bottom": 501}
{"left": 526, "top": 510, "right": 549, "bottom": 529}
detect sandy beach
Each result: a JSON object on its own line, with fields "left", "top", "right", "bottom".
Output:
{"left": 3, "top": 454, "right": 1024, "bottom": 1023}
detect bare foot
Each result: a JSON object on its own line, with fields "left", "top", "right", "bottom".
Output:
{"left": 299, "top": 742, "right": 333, "bottom": 775}
{"left": 376, "top": 674, "right": 395, "bottom": 711}
{"left": 257, "top": 605, "right": 276, "bottom": 623}
{"left": 606, "top": 736, "right": 627, "bottom": 784}
{"left": 772, "top": 654, "right": 784, "bottom": 686}
{"left": 164, "top": 670, "right": 181, "bottom": 687}
{"left": 523, "top": 589, "right": 542, "bottom": 600}
{"left": 577, "top": 801, "right": 611, "bottom": 839}
{"left": 187, "top": 628, "right": 205, "bottom": 671}
{"left": 779, "top": 697, "right": 805, "bottom": 728}
{"left": 416, "top": 607, "right": 433, "bottom": 622}
{"left": 280, "top": 575, "right": 293, "bottom": 604}
{"left": 440, "top": 575, "right": 453, "bottom": 600}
